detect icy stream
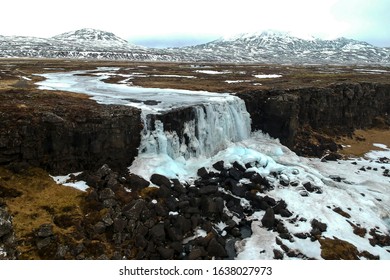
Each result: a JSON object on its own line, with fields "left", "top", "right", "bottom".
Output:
{"left": 38, "top": 67, "right": 390, "bottom": 259}
{"left": 37, "top": 68, "right": 239, "bottom": 114}
{"left": 37, "top": 67, "right": 252, "bottom": 180}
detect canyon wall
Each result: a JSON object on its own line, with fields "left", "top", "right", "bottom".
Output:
{"left": 1, "top": 82, "right": 390, "bottom": 174}
{"left": 0, "top": 90, "right": 142, "bottom": 174}
{"left": 238, "top": 82, "right": 390, "bottom": 156}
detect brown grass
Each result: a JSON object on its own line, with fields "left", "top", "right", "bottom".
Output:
{"left": 0, "top": 167, "right": 85, "bottom": 259}
{"left": 2, "top": 58, "right": 390, "bottom": 94}
{"left": 338, "top": 128, "right": 390, "bottom": 157}
{"left": 319, "top": 237, "right": 360, "bottom": 259}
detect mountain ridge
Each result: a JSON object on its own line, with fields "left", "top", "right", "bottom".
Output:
{"left": 0, "top": 28, "right": 389, "bottom": 65}
{"left": 52, "top": 28, "right": 129, "bottom": 43}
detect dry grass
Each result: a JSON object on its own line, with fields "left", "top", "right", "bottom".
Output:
{"left": 0, "top": 167, "right": 85, "bottom": 259}
{"left": 338, "top": 129, "right": 390, "bottom": 157}
{"left": 2, "top": 58, "right": 390, "bottom": 94}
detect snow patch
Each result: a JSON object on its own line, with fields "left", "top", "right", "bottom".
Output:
{"left": 225, "top": 80, "right": 252, "bottom": 84}
{"left": 51, "top": 172, "right": 89, "bottom": 192}
{"left": 365, "top": 143, "right": 390, "bottom": 160}
{"left": 254, "top": 74, "right": 282, "bottom": 79}
{"left": 195, "top": 70, "right": 232, "bottom": 75}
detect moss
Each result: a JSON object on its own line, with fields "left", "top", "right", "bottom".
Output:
{"left": 319, "top": 237, "right": 379, "bottom": 260}
{"left": 319, "top": 237, "right": 360, "bottom": 260}
{"left": 346, "top": 220, "right": 367, "bottom": 238}
{"left": 138, "top": 186, "right": 159, "bottom": 200}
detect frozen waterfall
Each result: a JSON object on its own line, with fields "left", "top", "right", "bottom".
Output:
{"left": 138, "top": 97, "right": 251, "bottom": 160}
{"left": 36, "top": 67, "right": 253, "bottom": 180}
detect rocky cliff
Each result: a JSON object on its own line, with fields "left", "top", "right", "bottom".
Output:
{"left": 238, "top": 82, "right": 390, "bottom": 156}
{"left": 1, "top": 80, "right": 390, "bottom": 174}
{"left": 0, "top": 89, "right": 142, "bottom": 175}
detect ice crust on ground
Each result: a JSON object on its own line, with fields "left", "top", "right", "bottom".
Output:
{"left": 37, "top": 68, "right": 235, "bottom": 115}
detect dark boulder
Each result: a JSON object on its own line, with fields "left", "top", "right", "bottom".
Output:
{"left": 99, "top": 188, "right": 115, "bottom": 200}
{"left": 149, "top": 223, "right": 166, "bottom": 243}
{"left": 157, "top": 246, "right": 174, "bottom": 259}
{"left": 150, "top": 174, "right": 171, "bottom": 187}
{"left": 36, "top": 224, "right": 54, "bottom": 238}
{"left": 261, "top": 208, "right": 275, "bottom": 229}
{"left": 273, "top": 200, "right": 292, "bottom": 217}
{"left": 228, "top": 167, "right": 243, "bottom": 181}
{"left": 128, "top": 173, "right": 150, "bottom": 189}
{"left": 93, "top": 221, "right": 106, "bottom": 235}
{"left": 273, "top": 249, "right": 284, "bottom": 260}
{"left": 233, "top": 161, "right": 246, "bottom": 172}
{"left": 251, "top": 174, "right": 273, "bottom": 190}
{"left": 166, "top": 227, "right": 183, "bottom": 242}
{"left": 263, "top": 195, "right": 277, "bottom": 207}
{"left": 96, "top": 164, "right": 113, "bottom": 179}
{"left": 200, "top": 197, "right": 218, "bottom": 216}
{"left": 230, "top": 184, "right": 247, "bottom": 197}
{"left": 212, "top": 161, "right": 225, "bottom": 172}
{"left": 122, "top": 199, "right": 147, "bottom": 220}
{"left": 198, "top": 185, "right": 219, "bottom": 195}
{"left": 311, "top": 219, "right": 328, "bottom": 235}
{"left": 157, "top": 185, "right": 172, "bottom": 198}
{"left": 188, "top": 247, "right": 206, "bottom": 260}
{"left": 197, "top": 167, "right": 209, "bottom": 179}
{"left": 207, "top": 238, "right": 227, "bottom": 258}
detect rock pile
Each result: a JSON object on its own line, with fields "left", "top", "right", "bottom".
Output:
{"left": 61, "top": 161, "right": 316, "bottom": 259}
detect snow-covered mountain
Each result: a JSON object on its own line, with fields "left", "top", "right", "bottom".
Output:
{"left": 52, "top": 28, "right": 129, "bottom": 43}
{"left": 179, "top": 30, "right": 390, "bottom": 64}
{"left": 0, "top": 28, "right": 176, "bottom": 61}
{"left": 1, "top": 28, "right": 389, "bottom": 65}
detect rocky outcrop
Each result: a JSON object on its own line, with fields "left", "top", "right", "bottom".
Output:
{"left": 0, "top": 89, "right": 142, "bottom": 174}
{"left": 0, "top": 206, "right": 17, "bottom": 259}
{"left": 238, "top": 82, "right": 390, "bottom": 156}
{"left": 148, "top": 106, "right": 196, "bottom": 135}
{"left": 54, "top": 162, "right": 298, "bottom": 260}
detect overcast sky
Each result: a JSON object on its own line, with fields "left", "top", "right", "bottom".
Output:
{"left": 1, "top": 0, "right": 389, "bottom": 47}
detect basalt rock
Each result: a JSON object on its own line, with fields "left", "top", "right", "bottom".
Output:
{"left": 0, "top": 207, "right": 17, "bottom": 260}
{"left": 150, "top": 174, "right": 172, "bottom": 187}
{"left": 261, "top": 208, "right": 275, "bottom": 229}
{"left": 0, "top": 92, "right": 142, "bottom": 174}
{"left": 1, "top": 159, "right": 295, "bottom": 260}
{"left": 238, "top": 83, "right": 390, "bottom": 156}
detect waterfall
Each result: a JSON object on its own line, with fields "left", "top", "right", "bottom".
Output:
{"left": 35, "top": 68, "right": 253, "bottom": 179}
{"left": 138, "top": 97, "right": 252, "bottom": 161}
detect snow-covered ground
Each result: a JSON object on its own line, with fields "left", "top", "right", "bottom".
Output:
{"left": 132, "top": 129, "right": 390, "bottom": 259}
